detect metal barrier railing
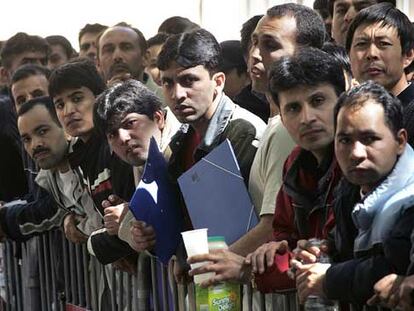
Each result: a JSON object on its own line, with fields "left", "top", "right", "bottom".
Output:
{"left": 1, "top": 230, "right": 300, "bottom": 311}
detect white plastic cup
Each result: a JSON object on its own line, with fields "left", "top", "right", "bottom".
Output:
{"left": 181, "top": 229, "right": 214, "bottom": 284}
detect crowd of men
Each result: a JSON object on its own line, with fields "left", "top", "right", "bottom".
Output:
{"left": 0, "top": 0, "right": 414, "bottom": 310}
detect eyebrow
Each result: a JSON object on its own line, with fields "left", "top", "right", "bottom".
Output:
{"left": 68, "top": 91, "right": 83, "bottom": 97}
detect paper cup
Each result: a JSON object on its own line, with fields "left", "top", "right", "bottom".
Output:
{"left": 181, "top": 229, "right": 214, "bottom": 284}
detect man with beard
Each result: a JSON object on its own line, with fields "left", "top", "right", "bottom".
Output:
{"left": 97, "top": 23, "right": 164, "bottom": 102}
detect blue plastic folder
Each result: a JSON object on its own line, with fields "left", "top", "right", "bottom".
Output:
{"left": 178, "top": 139, "right": 258, "bottom": 245}
{"left": 129, "top": 137, "right": 182, "bottom": 264}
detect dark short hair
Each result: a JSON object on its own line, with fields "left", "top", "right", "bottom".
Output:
{"left": 1, "top": 32, "right": 49, "bottom": 69}
{"left": 45, "top": 35, "right": 74, "bottom": 59}
{"left": 219, "top": 40, "right": 247, "bottom": 75}
{"left": 267, "top": 3, "right": 326, "bottom": 49}
{"left": 313, "top": 0, "right": 331, "bottom": 20}
{"left": 11, "top": 64, "right": 51, "bottom": 85}
{"left": 327, "top": 0, "right": 395, "bottom": 18}
{"left": 157, "top": 28, "right": 222, "bottom": 75}
{"left": 147, "top": 33, "right": 170, "bottom": 49}
{"left": 240, "top": 15, "right": 263, "bottom": 58}
{"left": 17, "top": 96, "right": 61, "bottom": 127}
{"left": 334, "top": 81, "right": 403, "bottom": 138}
{"left": 346, "top": 3, "right": 413, "bottom": 55}
{"left": 158, "top": 16, "right": 200, "bottom": 35}
{"left": 48, "top": 57, "right": 106, "bottom": 98}
{"left": 269, "top": 47, "right": 345, "bottom": 106}
{"left": 94, "top": 79, "right": 163, "bottom": 136}
{"left": 78, "top": 23, "right": 108, "bottom": 43}
{"left": 322, "top": 42, "right": 352, "bottom": 77}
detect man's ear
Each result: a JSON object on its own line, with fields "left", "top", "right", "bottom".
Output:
{"left": 396, "top": 128, "right": 407, "bottom": 155}
{"left": 153, "top": 110, "right": 165, "bottom": 131}
{"left": 403, "top": 48, "right": 414, "bottom": 69}
{"left": 212, "top": 71, "right": 225, "bottom": 93}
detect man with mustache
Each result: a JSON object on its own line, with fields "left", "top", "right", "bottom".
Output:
{"left": 97, "top": 23, "right": 164, "bottom": 102}
{"left": 346, "top": 3, "right": 414, "bottom": 145}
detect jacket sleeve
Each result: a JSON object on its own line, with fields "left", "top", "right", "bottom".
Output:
{"left": 224, "top": 119, "right": 261, "bottom": 185}
{"left": 324, "top": 207, "right": 414, "bottom": 304}
{"left": 87, "top": 228, "right": 136, "bottom": 264}
{"left": 0, "top": 186, "right": 67, "bottom": 242}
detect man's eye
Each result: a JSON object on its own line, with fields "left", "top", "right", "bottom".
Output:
{"left": 81, "top": 43, "right": 90, "bottom": 51}
{"left": 285, "top": 104, "right": 300, "bottom": 114}
{"left": 32, "top": 90, "right": 45, "bottom": 98}
{"left": 16, "top": 97, "right": 26, "bottom": 106}
{"left": 22, "top": 137, "right": 31, "bottom": 144}
{"left": 72, "top": 95, "right": 83, "bottom": 103}
{"left": 338, "top": 137, "right": 351, "bottom": 144}
{"left": 55, "top": 102, "right": 64, "bottom": 110}
{"left": 378, "top": 41, "right": 392, "bottom": 48}
{"left": 181, "top": 77, "right": 196, "bottom": 88}
{"left": 311, "top": 96, "right": 325, "bottom": 106}
{"left": 162, "top": 80, "right": 173, "bottom": 88}
{"left": 354, "top": 41, "right": 368, "bottom": 48}
{"left": 361, "top": 136, "right": 378, "bottom": 145}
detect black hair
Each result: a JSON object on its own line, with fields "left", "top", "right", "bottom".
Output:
{"left": 322, "top": 41, "right": 352, "bottom": 76}
{"left": 1, "top": 32, "right": 49, "bottom": 70}
{"left": 147, "top": 33, "right": 170, "bottom": 49}
{"left": 240, "top": 15, "right": 263, "bottom": 58}
{"left": 94, "top": 79, "right": 162, "bottom": 136}
{"left": 157, "top": 28, "right": 222, "bottom": 75}
{"left": 267, "top": 3, "right": 326, "bottom": 49}
{"left": 48, "top": 57, "right": 106, "bottom": 98}
{"left": 219, "top": 40, "right": 247, "bottom": 76}
{"left": 158, "top": 16, "right": 200, "bottom": 35}
{"left": 11, "top": 64, "right": 51, "bottom": 85}
{"left": 328, "top": 0, "right": 395, "bottom": 18}
{"left": 313, "top": 0, "right": 331, "bottom": 20}
{"left": 345, "top": 3, "right": 413, "bottom": 55}
{"left": 269, "top": 47, "right": 345, "bottom": 106}
{"left": 78, "top": 23, "right": 108, "bottom": 43}
{"left": 45, "top": 35, "right": 74, "bottom": 59}
{"left": 17, "top": 96, "right": 61, "bottom": 127}
{"left": 334, "top": 81, "right": 403, "bottom": 138}
{"left": 97, "top": 22, "right": 147, "bottom": 55}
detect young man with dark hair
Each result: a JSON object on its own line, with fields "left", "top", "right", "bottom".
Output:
{"left": 49, "top": 58, "right": 137, "bottom": 263}
{"left": 157, "top": 16, "right": 199, "bottom": 35}
{"left": 158, "top": 28, "right": 265, "bottom": 186}
{"left": 233, "top": 14, "right": 269, "bottom": 122}
{"left": 294, "top": 81, "right": 414, "bottom": 308}
{"left": 346, "top": 3, "right": 414, "bottom": 145}
{"left": 188, "top": 5, "right": 329, "bottom": 295}
{"left": 45, "top": 35, "right": 74, "bottom": 70}
{"left": 329, "top": 0, "right": 396, "bottom": 46}
{"left": 145, "top": 32, "right": 170, "bottom": 86}
{"left": 314, "top": 0, "right": 332, "bottom": 37}
{"left": 94, "top": 79, "right": 180, "bottom": 251}
{"left": 219, "top": 40, "right": 249, "bottom": 99}
{"left": 189, "top": 47, "right": 346, "bottom": 294}
{"left": 0, "top": 32, "right": 49, "bottom": 82}
{"left": 78, "top": 23, "right": 107, "bottom": 61}
{"left": 11, "top": 64, "right": 50, "bottom": 111}
{"left": 157, "top": 28, "right": 266, "bottom": 282}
